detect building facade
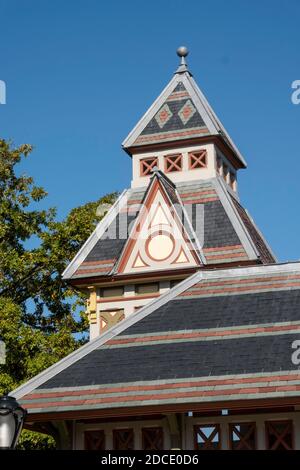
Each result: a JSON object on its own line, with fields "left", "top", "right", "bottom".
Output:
{"left": 13, "top": 48, "right": 300, "bottom": 450}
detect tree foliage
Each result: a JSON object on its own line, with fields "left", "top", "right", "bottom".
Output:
{"left": 0, "top": 139, "right": 117, "bottom": 447}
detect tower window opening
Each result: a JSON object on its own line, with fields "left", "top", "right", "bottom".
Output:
{"left": 100, "top": 286, "right": 124, "bottom": 298}
{"left": 135, "top": 283, "right": 159, "bottom": 295}
{"left": 217, "top": 156, "right": 222, "bottom": 175}
{"left": 265, "top": 420, "right": 294, "bottom": 450}
{"left": 230, "top": 172, "right": 236, "bottom": 191}
{"left": 223, "top": 163, "right": 229, "bottom": 182}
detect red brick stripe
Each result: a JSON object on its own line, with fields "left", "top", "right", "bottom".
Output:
{"left": 97, "top": 293, "right": 160, "bottom": 303}
{"left": 203, "top": 245, "right": 244, "bottom": 253}
{"left": 205, "top": 252, "right": 247, "bottom": 261}
{"left": 106, "top": 323, "right": 300, "bottom": 346}
{"left": 24, "top": 383, "right": 300, "bottom": 410}
{"left": 167, "top": 92, "right": 189, "bottom": 100}
{"left": 135, "top": 128, "right": 209, "bottom": 144}
{"left": 127, "top": 199, "right": 142, "bottom": 205}
{"left": 75, "top": 266, "right": 113, "bottom": 275}
{"left": 180, "top": 190, "right": 216, "bottom": 198}
{"left": 183, "top": 197, "right": 219, "bottom": 204}
{"left": 80, "top": 259, "right": 116, "bottom": 266}
{"left": 193, "top": 274, "right": 300, "bottom": 289}
{"left": 181, "top": 281, "right": 300, "bottom": 297}
{"left": 24, "top": 373, "right": 300, "bottom": 402}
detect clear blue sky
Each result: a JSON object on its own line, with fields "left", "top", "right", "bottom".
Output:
{"left": 0, "top": 0, "right": 299, "bottom": 262}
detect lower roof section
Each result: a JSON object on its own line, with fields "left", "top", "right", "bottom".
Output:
{"left": 20, "top": 370, "right": 300, "bottom": 416}
{"left": 14, "top": 262, "right": 300, "bottom": 416}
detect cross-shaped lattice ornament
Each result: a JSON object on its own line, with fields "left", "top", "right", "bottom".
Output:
{"left": 165, "top": 154, "right": 182, "bottom": 172}
{"left": 189, "top": 150, "right": 207, "bottom": 169}
{"left": 140, "top": 157, "right": 158, "bottom": 176}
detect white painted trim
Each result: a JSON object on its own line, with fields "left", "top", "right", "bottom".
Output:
{"left": 201, "top": 261, "right": 300, "bottom": 280}
{"left": 111, "top": 176, "right": 156, "bottom": 274}
{"left": 157, "top": 173, "right": 204, "bottom": 266}
{"left": 173, "top": 185, "right": 207, "bottom": 265}
{"left": 188, "top": 75, "right": 247, "bottom": 167}
{"left": 181, "top": 74, "right": 216, "bottom": 135}
{"left": 62, "top": 190, "right": 128, "bottom": 280}
{"left": 244, "top": 207, "right": 278, "bottom": 262}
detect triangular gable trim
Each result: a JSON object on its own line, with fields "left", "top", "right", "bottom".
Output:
{"left": 157, "top": 174, "right": 207, "bottom": 265}
{"left": 116, "top": 174, "right": 203, "bottom": 274}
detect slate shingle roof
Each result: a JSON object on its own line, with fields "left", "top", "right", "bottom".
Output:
{"left": 136, "top": 83, "right": 209, "bottom": 145}
{"left": 231, "top": 195, "right": 275, "bottom": 264}
{"left": 17, "top": 264, "right": 300, "bottom": 414}
{"left": 122, "top": 65, "right": 247, "bottom": 168}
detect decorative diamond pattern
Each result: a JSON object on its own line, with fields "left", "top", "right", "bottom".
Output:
{"left": 155, "top": 104, "right": 173, "bottom": 128}
{"left": 178, "top": 99, "right": 196, "bottom": 125}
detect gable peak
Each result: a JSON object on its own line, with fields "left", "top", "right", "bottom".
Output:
{"left": 122, "top": 47, "right": 246, "bottom": 171}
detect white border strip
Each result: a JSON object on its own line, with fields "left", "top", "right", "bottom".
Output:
{"left": 245, "top": 207, "right": 277, "bottom": 262}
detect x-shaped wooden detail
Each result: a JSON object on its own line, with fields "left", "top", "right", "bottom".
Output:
{"left": 165, "top": 154, "right": 182, "bottom": 172}
{"left": 142, "top": 427, "right": 163, "bottom": 450}
{"left": 85, "top": 430, "right": 105, "bottom": 450}
{"left": 230, "top": 423, "right": 256, "bottom": 450}
{"left": 189, "top": 150, "right": 207, "bottom": 169}
{"left": 140, "top": 158, "right": 158, "bottom": 176}
{"left": 194, "top": 424, "right": 221, "bottom": 450}
{"left": 113, "top": 429, "right": 134, "bottom": 450}
{"left": 266, "top": 421, "right": 293, "bottom": 450}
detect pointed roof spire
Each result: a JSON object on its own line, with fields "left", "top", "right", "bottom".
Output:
{"left": 122, "top": 46, "right": 247, "bottom": 168}
{"left": 175, "top": 46, "right": 192, "bottom": 75}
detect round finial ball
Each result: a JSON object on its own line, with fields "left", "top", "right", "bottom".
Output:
{"left": 176, "top": 46, "right": 189, "bottom": 58}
